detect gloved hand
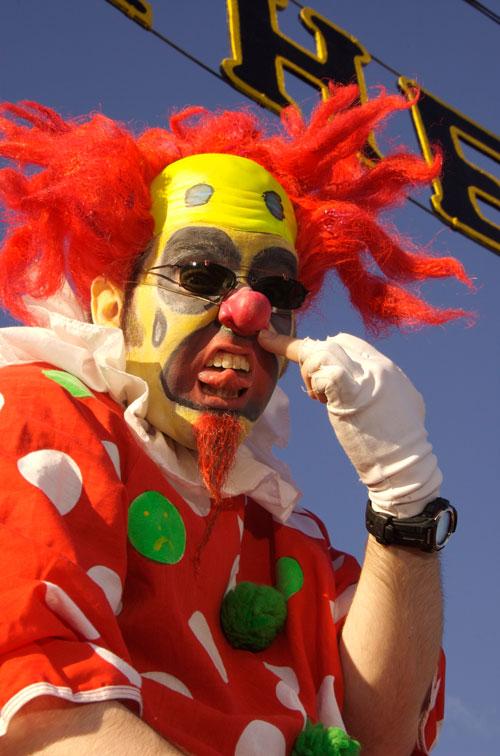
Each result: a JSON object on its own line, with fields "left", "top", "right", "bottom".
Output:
{"left": 298, "top": 333, "right": 442, "bottom": 517}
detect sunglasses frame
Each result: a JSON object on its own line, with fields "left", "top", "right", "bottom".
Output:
{"left": 133, "top": 260, "right": 309, "bottom": 311}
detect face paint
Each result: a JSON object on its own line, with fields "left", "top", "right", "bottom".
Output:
{"left": 151, "top": 309, "right": 167, "bottom": 348}
{"left": 150, "top": 153, "right": 297, "bottom": 245}
{"left": 124, "top": 225, "right": 298, "bottom": 449}
{"left": 124, "top": 153, "right": 301, "bottom": 449}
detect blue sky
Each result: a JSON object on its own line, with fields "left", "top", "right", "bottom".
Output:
{"left": 1, "top": 1, "right": 499, "bottom": 753}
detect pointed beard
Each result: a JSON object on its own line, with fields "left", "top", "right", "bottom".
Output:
{"left": 193, "top": 411, "right": 244, "bottom": 503}
{"left": 192, "top": 411, "right": 245, "bottom": 565}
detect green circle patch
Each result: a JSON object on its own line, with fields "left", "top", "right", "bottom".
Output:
{"left": 42, "top": 369, "right": 94, "bottom": 398}
{"left": 276, "top": 557, "right": 304, "bottom": 601}
{"left": 128, "top": 491, "right": 186, "bottom": 564}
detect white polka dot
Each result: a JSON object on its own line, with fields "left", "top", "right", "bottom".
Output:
{"left": 225, "top": 554, "right": 240, "bottom": 596}
{"left": 332, "top": 554, "right": 345, "bottom": 571}
{"left": 317, "top": 675, "right": 344, "bottom": 729}
{"left": 18, "top": 450, "right": 82, "bottom": 514}
{"left": 43, "top": 582, "right": 100, "bottom": 640}
{"left": 329, "top": 600, "right": 335, "bottom": 622}
{"left": 263, "top": 665, "right": 306, "bottom": 725}
{"left": 87, "top": 566, "right": 122, "bottom": 614}
{"left": 89, "top": 644, "right": 142, "bottom": 688}
{"left": 279, "top": 508, "right": 324, "bottom": 539}
{"left": 421, "top": 672, "right": 442, "bottom": 750}
{"left": 263, "top": 664, "right": 299, "bottom": 692}
{"left": 0, "top": 393, "right": 4, "bottom": 411}
{"left": 428, "top": 674, "right": 442, "bottom": 710}
{"left": 275, "top": 681, "right": 307, "bottom": 725}
{"left": 188, "top": 611, "right": 228, "bottom": 683}
{"left": 235, "top": 720, "right": 286, "bottom": 756}
{"left": 429, "top": 719, "right": 444, "bottom": 751}
{"left": 101, "top": 440, "right": 121, "bottom": 478}
{"left": 142, "top": 671, "right": 193, "bottom": 698}
{"left": 330, "top": 584, "right": 357, "bottom": 623}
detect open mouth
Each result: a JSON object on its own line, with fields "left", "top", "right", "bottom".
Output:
{"left": 197, "top": 350, "right": 252, "bottom": 400}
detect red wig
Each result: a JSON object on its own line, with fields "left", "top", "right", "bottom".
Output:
{"left": 0, "top": 84, "right": 472, "bottom": 330}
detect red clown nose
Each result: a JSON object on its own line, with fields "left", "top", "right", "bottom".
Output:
{"left": 218, "top": 287, "right": 272, "bottom": 335}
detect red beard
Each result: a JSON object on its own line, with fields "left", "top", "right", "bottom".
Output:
{"left": 192, "top": 412, "right": 245, "bottom": 565}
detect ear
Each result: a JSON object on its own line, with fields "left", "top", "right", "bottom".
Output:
{"left": 90, "top": 277, "right": 125, "bottom": 327}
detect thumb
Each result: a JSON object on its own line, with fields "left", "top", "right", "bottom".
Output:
{"left": 258, "top": 329, "right": 302, "bottom": 364}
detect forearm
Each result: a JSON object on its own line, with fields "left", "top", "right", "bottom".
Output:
{"left": 1, "top": 697, "right": 188, "bottom": 755}
{"left": 339, "top": 536, "right": 442, "bottom": 756}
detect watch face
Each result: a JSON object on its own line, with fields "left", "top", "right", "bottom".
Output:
{"left": 436, "top": 510, "right": 451, "bottom": 546}
{"left": 435, "top": 499, "right": 457, "bottom": 549}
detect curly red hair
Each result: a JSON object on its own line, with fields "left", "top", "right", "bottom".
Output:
{"left": 0, "top": 84, "right": 472, "bottom": 329}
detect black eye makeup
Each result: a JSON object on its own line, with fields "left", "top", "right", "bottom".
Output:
{"left": 128, "top": 227, "right": 308, "bottom": 314}
{"left": 158, "top": 227, "right": 241, "bottom": 269}
{"left": 142, "top": 259, "right": 309, "bottom": 311}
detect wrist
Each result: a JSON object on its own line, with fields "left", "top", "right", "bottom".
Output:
{"left": 365, "top": 498, "right": 457, "bottom": 552}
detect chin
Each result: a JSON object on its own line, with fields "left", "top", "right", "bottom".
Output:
{"left": 154, "top": 400, "right": 257, "bottom": 452}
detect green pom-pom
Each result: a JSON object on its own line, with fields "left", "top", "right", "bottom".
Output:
{"left": 220, "top": 581, "right": 287, "bottom": 652}
{"left": 291, "top": 720, "right": 361, "bottom": 756}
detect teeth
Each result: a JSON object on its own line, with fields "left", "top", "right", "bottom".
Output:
{"left": 205, "top": 351, "right": 250, "bottom": 372}
{"left": 201, "top": 384, "right": 239, "bottom": 399}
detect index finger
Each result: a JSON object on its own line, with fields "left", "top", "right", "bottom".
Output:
{"left": 258, "top": 329, "right": 302, "bottom": 363}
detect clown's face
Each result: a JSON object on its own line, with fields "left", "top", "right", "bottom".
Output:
{"left": 121, "top": 224, "right": 298, "bottom": 448}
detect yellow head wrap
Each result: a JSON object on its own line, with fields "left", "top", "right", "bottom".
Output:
{"left": 150, "top": 153, "right": 297, "bottom": 244}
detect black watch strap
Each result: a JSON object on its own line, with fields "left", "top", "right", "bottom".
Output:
{"left": 365, "top": 497, "right": 457, "bottom": 552}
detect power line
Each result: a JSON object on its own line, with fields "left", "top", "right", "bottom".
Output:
{"left": 408, "top": 196, "right": 438, "bottom": 220}
{"left": 109, "top": 0, "right": 409, "bottom": 92}
{"left": 461, "top": 0, "right": 500, "bottom": 26}
{"left": 104, "top": 0, "right": 440, "bottom": 220}
{"left": 366, "top": 55, "right": 402, "bottom": 78}
{"left": 148, "top": 27, "right": 226, "bottom": 83}
{"left": 226, "top": 0, "right": 454, "bottom": 220}
{"left": 104, "top": 0, "right": 225, "bottom": 82}
{"left": 289, "top": 0, "right": 405, "bottom": 77}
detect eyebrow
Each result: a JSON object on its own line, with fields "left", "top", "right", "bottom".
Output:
{"left": 159, "top": 227, "right": 240, "bottom": 267}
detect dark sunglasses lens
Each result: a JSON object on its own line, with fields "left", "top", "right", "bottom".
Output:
{"left": 254, "top": 277, "right": 307, "bottom": 310}
{"left": 179, "top": 262, "right": 235, "bottom": 296}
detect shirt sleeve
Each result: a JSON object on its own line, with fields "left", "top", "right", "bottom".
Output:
{"left": 302, "top": 506, "right": 446, "bottom": 754}
{"left": 0, "top": 364, "right": 142, "bottom": 736}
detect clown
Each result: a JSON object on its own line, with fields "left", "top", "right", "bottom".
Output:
{"left": 0, "top": 85, "right": 469, "bottom": 755}
{"left": 106, "top": 153, "right": 301, "bottom": 448}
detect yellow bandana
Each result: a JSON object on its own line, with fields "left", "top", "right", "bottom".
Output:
{"left": 150, "top": 153, "right": 297, "bottom": 244}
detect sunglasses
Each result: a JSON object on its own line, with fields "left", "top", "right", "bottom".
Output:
{"left": 138, "top": 260, "right": 309, "bottom": 311}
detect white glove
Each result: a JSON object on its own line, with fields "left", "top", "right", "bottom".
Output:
{"left": 299, "top": 333, "right": 442, "bottom": 518}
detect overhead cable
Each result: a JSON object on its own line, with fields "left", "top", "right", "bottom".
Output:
{"left": 105, "top": 0, "right": 439, "bottom": 219}
{"left": 289, "top": 0, "right": 404, "bottom": 77}
{"left": 149, "top": 29, "right": 226, "bottom": 83}
{"left": 461, "top": 0, "right": 500, "bottom": 25}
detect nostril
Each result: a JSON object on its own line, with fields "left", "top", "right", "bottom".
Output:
{"left": 218, "top": 288, "right": 271, "bottom": 335}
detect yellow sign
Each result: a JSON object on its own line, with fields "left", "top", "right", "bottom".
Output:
{"left": 400, "top": 78, "right": 500, "bottom": 256}
{"left": 105, "top": 0, "right": 152, "bottom": 30}
{"left": 106, "top": 0, "right": 500, "bottom": 256}
{"left": 221, "top": 0, "right": 500, "bottom": 256}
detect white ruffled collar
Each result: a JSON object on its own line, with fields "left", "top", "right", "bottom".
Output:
{"left": 0, "top": 301, "right": 301, "bottom": 521}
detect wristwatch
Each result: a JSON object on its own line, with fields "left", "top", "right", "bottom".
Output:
{"left": 365, "top": 497, "right": 457, "bottom": 551}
